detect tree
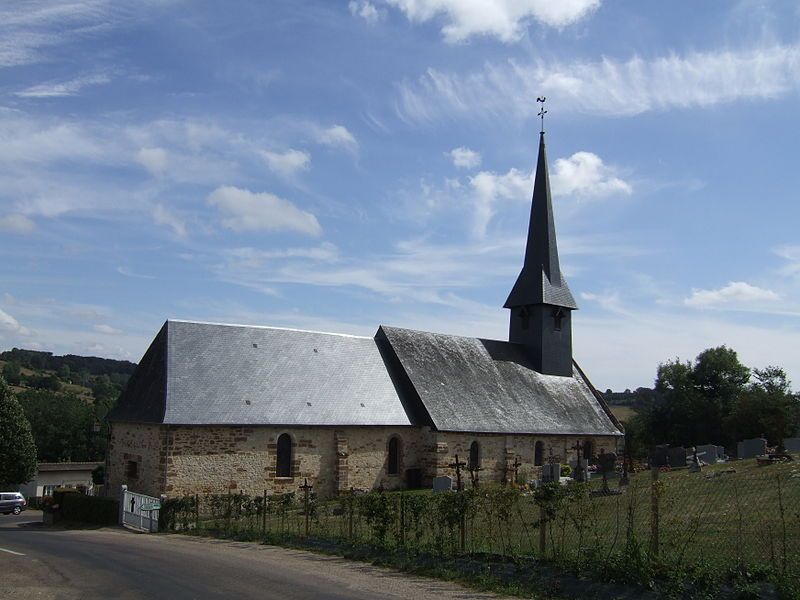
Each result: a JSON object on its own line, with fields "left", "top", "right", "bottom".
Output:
{"left": 17, "top": 389, "right": 97, "bottom": 462}
{"left": 2, "top": 361, "right": 21, "bottom": 385}
{"left": 0, "top": 376, "right": 37, "bottom": 487}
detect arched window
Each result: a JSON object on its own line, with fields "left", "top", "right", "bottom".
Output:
{"left": 276, "top": 433, "right": 292, "bottom": 477}
{"left": 469, "top": 441, "right": 480, "bottom": 470}
{"left": 387, "top": 437, "right": 400, "bottom": 475}
{"left": 583, "top": 440, "right": 593, "bottom": 461}
{"left": 534, "top": 441, "right": 544, "bottom": 466}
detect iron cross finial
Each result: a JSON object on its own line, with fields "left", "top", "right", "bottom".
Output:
{"left": 537, "top": 96, "right": 547, "bottom": 134}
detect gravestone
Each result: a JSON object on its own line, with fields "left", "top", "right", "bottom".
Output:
{"left": 432, "top": 475, "right": 453, "bottom": 492}
{"left": 737, "top": 438, "right": 767, "bottom": 459}
{"left": 652, "top": 445, "right": 669, "bottom": 468}
{"left": 541, "top": 463, "right": 560, "bottom": 483}
{"left": 696, "top": 444, "right": 719, "bottom": 464}
{"left": 717, "top": 446, "right": 727, "bottom": 461}
{"left": 668, "top": 446, "right": 687, "bottom": 468}
{"left": 572, "top": 458, "right": 590, "bottom": 483}
{"left": 783, "top": 438, "right": 800, "bottom": 453}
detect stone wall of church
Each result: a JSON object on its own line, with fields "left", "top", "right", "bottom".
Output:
{"left": 106, "top": 422, "right": 167, "bottom": 497}
{"left": 108, "top": 422, "right": 621, "bottom": 499}
{"left": 430, "top": 432, "right": 620, "bottom": 486}
{"left": 161, "top": 425, "right": 434, "bottom": 499}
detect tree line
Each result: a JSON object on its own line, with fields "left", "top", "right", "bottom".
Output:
{"left": 621, "top": 346, "right": 800, "bottom": 457}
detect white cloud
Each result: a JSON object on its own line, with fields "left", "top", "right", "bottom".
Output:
{"left": 15, "top": 73, "right": 111, "bottom": 98}
{"left": 225, "top": 243, "right": 339, "bottom": 268}
{"left": 93, "top": 324, "right": 123, "bottom": 335}
{"left": 469, "top": 168, "right": 531, "bottom": 237}
{"left": 349, "top": 0, "right": 382, "bottom": 24}
{"left": 152, "top": 204, "right": 187, "bottom": 237}
{"left": 0, "top": 307, "right": 30, "bottom": 336}
{"left": 315, "top": 125, "right": 358, "bottom": 153}
{"left": 0, "top": 213, "right": 36, "bottom": 233}
{"left": 449, "top": 147, "right": 481, "bottom": 169}
{"left": 385, "top": 0, "right": 600, "bottom": 42}
{"left": 261, "top": 148, "right": 311, "bottom": 178}
{"left": 775, "top": 245, "right": 800, "bottom": 278}
{"left": 135, "top": 147, "right": 168, "bottom": 176}
{"left": 550, "top": 152, "right": 632, "bottom": 198}
{"left": 397, "top": 43, "right": 800, "bottom": 122}
{"left": 207, "top": 185, "right": 322, "bottom": 236}
{"left": 684, "top": 281, "right": 780, "bottom": 308}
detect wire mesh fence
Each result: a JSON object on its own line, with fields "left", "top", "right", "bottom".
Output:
{"left": 159, "top": 461, "right": 800, "bottom": 580}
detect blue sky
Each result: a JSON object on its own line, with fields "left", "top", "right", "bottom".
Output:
{"left": 1, "top": 0, "right": 799, "bottom": 391}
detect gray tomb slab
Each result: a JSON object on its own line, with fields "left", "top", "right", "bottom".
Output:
{"left": 783, "top": 438, "right": 800, "bottom": 453}
{"left": 433, "top": 475, "right": 453, "bottom": 492}
{"left": 737, "top": 437, "right": 767, "bottom": 459}
{"left": 717, "top": 446, "right": 727, "bottom": 461}
{"left": 696, "top": 444, "right": 719, "bottom": 464}
{"left": 652, "top": 445, "right": 669, "bottom": 468}
{"left": 668, "top": 446, "right": 687, "bottom": 468}
{"left": 541, "top": 464, "right": 561, "bottom": 483}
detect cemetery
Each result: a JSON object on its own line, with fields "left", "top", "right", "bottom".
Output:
{"left": 158, "top": 453, "right": 800, "bottom": 597}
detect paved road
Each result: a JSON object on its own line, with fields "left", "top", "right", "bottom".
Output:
{"left": 0, "top": 512, "right": 506, "bottom": 599}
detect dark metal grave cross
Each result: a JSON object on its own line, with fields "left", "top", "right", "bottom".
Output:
{"left": 512, "top": 455, "right": 522, "bottom": 485}
{"left": 299, "top": 478, "right": 313, "bottom": 536}
{"left": 537, "top": 96, "right": 547, "bottom": 133}
{"left": 449, "top": 454, "right": 466, "bottom": 492}
{"left": 571, "top": 440, "right": 584, "bottom": 461}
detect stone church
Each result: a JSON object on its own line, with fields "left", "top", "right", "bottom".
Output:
{"left": 107, "top": 131, "right": 623, "bottom": 499}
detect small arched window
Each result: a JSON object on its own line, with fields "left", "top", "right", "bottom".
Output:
{"left": 276, "top": 433, "right": 292, "bottom": 477}
{"left": 469, "top": 441, "right": 480, "bottom": 470}
{"left": 534, "top": 441, "right": 544, "bottom": 466}
{"left": 387, "top": 437, "right": 400, "bottom": 475}
{"left": 583, "top": 440, "right": 593, "bottom": 461}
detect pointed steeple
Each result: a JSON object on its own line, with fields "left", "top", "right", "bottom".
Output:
{"left": 504, "top": 132, "right": 577, "bottom": 310}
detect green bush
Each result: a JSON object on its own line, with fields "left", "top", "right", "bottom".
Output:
{"left": 60, "top": 493, "right": 118, "bottom": 525}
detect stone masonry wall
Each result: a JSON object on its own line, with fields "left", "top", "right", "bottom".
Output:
{"left": 164, "top": 425, "right": 432, "bottom": 499}
{"left": 106, "top": 422, "right": 167, "bottom": 497}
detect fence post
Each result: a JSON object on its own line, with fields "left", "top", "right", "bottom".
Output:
{"left": 226, "top": 489, "right": 232, "bottom": 531}
{"left": 118, "top": 485, "right": 127, "bottom": 526}
{"left": 399, "top": 494, "right": 405, "bottom": 547}
{"left": 262, "top": 489, "right": 267, "bottom": 537}
{"left": 539, "top": 504, "right": 547, "bottom": 558}
{"left": 194, "top": 494, "right": 199, "bottom": 531}
{"left": 650, "top": 467, "right": 659, "bottom": 558}
{"left": 348, "top": 488, "right": 354, "bottom": 539}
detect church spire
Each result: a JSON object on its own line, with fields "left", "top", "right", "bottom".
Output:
{"left": 504, "top": 108, "right": 576, "bottom": 378}
{"left": 504, "top": 130, "right": 577, "bottom": 310}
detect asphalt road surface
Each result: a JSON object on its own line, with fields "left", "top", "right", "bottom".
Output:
{"left": 0, "top": 511, "right": 509, "bottom": 599}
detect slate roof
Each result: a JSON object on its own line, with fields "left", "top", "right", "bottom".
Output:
{"left": 111, "top": 320, "right": 621, "bottom": 437}
{"left": 108, "top": 320, "right": 413, "bottom": 426}
{"left": 377, "top": 326, "right": 621, "bottom": 436}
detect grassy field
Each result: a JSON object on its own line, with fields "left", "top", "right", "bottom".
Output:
{"left": 607, "top": 404, "right": 639, "bottom": 423}
{"left": 186, "top": 457, "right": 800, "bottom": 577}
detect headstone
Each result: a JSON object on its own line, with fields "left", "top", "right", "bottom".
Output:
{"left": 541, "top": 463, "right": 560, "bottom": 483}
{"left": 737, "top": 438, "right": 767, "bottom": 459}
{"left": 783, "top": 438, "right": 800, "bottom": 453}
{"left": 717, "top": 446, "right": 727, "bottom": 461}
{"left": 652, "top": 445, "right": 669, "bottom": 468}
{"left": 432, "top": 475, "right": 453, "bottom": 492}
{"left": 696, "top": 444, "right": 719, "bottom": 464}
{"left": 572, "top": 458, "right": 590, "bottom": 482}
{"left": 668, "top": 446, "right": 687, "bottom": 468}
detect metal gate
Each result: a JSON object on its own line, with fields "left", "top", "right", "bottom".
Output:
{"left": 120, "top": 486, "right": 160, "bottom": 532}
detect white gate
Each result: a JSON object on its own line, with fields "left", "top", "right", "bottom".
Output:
{"left": 120, "top": 486, "right": 160, "bottom": 532}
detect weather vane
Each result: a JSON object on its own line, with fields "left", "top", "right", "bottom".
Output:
{"left": 537, "top": 96, "right": 547, "bottom": 133}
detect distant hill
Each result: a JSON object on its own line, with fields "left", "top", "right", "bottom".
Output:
{"left": 0, "top": 348, "right": 136, "bottom": 377}
{"left": 602, "top": 387, "right": 659, "bottom": 424}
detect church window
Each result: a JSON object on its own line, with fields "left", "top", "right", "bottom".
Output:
{"left": 276, "top": 433, "right": 292, "bottom": 477}
{"left": 469, "top": 441, "right": 480, "bottom": 469}
{"left": 534, "top": 441, "right": 544, "bottom": 466}
{"left": 583, "top": 440, "right": 593, "bottom": 461}
{"left": 387, "top": 437, "right": 401, "bottom": 475}
{"left": 553, "top": 307, "right": 565, "bottom": 331}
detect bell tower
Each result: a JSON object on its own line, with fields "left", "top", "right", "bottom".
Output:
{"left": 504, "top": 111, "right": 577, "bottom": 377}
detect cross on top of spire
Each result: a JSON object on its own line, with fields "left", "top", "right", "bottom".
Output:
{"left": 537, "top": 96, "right": 547, "bottom": 134}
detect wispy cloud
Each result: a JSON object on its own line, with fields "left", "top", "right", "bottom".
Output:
{"left": 449, "top": 146, "right": 481, "bottom": 169}
{"left": 383, "top": 0, "right": 600, "bottom": 43}
{"left": 315, "top": 125, "right": 359, "bottom": 154}
{"left": 15, "top": 72, "right": 112, "bottom": 98}
{"left": 0, "top": 214, "right": 36, "bottom": 233}
{"left": 261, "top": 148, "right": 311, "bottom": 178}
{"left": 349, "top": 0, "right": 383, "bottom": 24}
{"left": 207, "top": 186, "right": 322, "bottom": 236}
{"left": 152, "top": 204, "right": 187, "bottom": 237}
{"left": 684, "top": 281, "right": 780, "bottom": 308}
{"left": 93, "top": 324, "right": 122, "bottom": 335}
{"left": 397, "top": 43, "right": 800, "bottom": 122}
{"left": 0, "top": 307, "right": 30, "bottom": 336}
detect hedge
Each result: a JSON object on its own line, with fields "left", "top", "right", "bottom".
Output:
{"left": 60, "top": 493, "right": 119, "bottom": 525}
